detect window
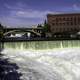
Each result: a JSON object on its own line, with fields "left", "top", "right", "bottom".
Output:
{"left": 56, "top": 22, "right": 58, "bottom": 25}
{"left": 70, "top": 17, "right": 73, "bottom": 21}
{"left": 71, "top": 28, "right": 73, "bottom": 31}
{"left": 58, "top": 18, "right": 62, "bottom": 21}
{"left": 71, "top": 22, "right": 73, "bottom": 25}
{"left": 74, "top": 17, "right": 76, "bottom": 25}
{"left": 63, "top": 17, "right": 65, "bottom": 21}
{"left": 63, "top": 23, "right": 65, "bottom": 25}
{"left": 56, "top": 18, "right": 59, "bottom": 22}
{"left": 78, "top": 17, "right": 80, "bottom": 24}
{"left": 52, "top": 20, "right": 55, "bottom": 22}
{"left": 52, "top": 23, "right": 55, "bottom": 26}
{"left": 66, "top": 18, "right": 69, "bottom": 21}
{"left": 59, "top": 23, "right": 62, "bottom": 25}
{"left": 66, "top": 22, "right": 69, "bottom": 25}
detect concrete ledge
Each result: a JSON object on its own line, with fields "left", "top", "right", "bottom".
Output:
{"left": 1, "top": 37, "right": 80, "bottom": 42}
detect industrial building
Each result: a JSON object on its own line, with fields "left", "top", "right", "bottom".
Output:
{"left": 47, "top": 13, "right": 80, "bottom": 37}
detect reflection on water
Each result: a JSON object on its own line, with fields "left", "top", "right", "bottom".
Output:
{"left": 1, "top": 40, "right": 80, "bottom": 80}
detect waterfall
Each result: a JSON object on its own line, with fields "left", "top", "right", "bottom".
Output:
{"left": 4, "top": 40, "right": 80, "bottom": 50}
{"left": 1, "top": 40, "right": 80, "bottom": 80}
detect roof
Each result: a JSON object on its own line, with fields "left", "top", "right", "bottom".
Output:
{"left": 47, "top": 13, "right": 80, "bottom": 17}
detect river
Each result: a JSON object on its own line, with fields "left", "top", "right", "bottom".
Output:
{"left": 1, "top": 40, "right": 80, "bottom": 80}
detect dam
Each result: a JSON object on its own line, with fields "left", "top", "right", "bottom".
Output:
{"left": 3, "top": 40, "right": 80, "bottom": 50}
{"left": 1, "top": 40, "right": 80, "bottom": 80}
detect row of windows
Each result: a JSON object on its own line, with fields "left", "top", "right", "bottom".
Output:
{"left": 52, "top": 26, "right": 80, "bottom": 30}
{"left": 52, "top": 17, "right": 80, "bottom": 22}
{"left": 52, "top": 28, "right": 79, "bottom": 31}
{"left": 52, "top": 21, "right": 80, "bottom": 26}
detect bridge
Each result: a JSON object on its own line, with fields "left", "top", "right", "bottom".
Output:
{"left": 2, "top": 27, "right": 80, "bottom": 42}
{"left": 3, "top": 27, "right": 43, "bottom": 38}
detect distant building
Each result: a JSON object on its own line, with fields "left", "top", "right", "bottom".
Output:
{"left": 47, "top": 13, "right": 80, "bottom": 35}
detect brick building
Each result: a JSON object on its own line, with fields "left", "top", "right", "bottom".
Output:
{"left": 47, "top": 13, "right": 80, "bottom": 36}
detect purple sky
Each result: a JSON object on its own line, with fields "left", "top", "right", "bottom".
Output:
{"left": 0, "top": 0, "right": 80, "bottom": 27}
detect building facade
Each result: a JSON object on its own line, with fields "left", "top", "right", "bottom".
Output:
{"left": 47, "top": 13, "right": 80, "bottom": 35}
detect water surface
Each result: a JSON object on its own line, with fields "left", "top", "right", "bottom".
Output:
{"left": 1, "top": 40, "right": 80, "bottom": 80}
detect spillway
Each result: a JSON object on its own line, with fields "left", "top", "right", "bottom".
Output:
{"left": 4, "top": 40, "right": 80, "bottom": 50}
{"left": 1, "top": 40, "right": 80, "bottom": 80}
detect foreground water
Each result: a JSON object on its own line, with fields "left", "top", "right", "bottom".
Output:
{"left": 1, "top": 40, "right": 80, "bottom": 80}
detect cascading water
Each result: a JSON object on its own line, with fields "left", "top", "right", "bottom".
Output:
{"left": 1, "top": 40, "right": 80, "bottom": 80}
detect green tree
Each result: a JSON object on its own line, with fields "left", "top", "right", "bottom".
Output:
{"left": 0, "top": 23, "right": 3, "bottom": 38}
{"left": 42, "top": 20, "right": 50, "bottom": 32}
{"left": 0, "top": 23, "right": 3, "bottom": 29}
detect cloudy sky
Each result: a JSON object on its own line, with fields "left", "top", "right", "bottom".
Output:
{"left": 0, "top": 0, "right": 80, "bottom": 27}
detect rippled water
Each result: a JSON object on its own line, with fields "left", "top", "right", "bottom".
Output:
{"left": 1, "top": 41, "right": 80, "bottom": 80}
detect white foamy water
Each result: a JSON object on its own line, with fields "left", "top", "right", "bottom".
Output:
{"left": 2, "top": 47, "right": 80, "bottom": 80}
{"left": 1, "top": 41, "right": 80, "bottom": 80}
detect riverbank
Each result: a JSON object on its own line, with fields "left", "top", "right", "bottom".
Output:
{"left": 1, "top": 37, "right": 80, "bottom": 42}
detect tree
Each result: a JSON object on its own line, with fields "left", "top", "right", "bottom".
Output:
{"left": 37, "top": 24, "right": 42, "bottom": 28}
{"left": 42, "top": 20, "right": 50, "bottom": 32}
{"left": 0, "top": 23, "right": 3, "bottom": 39}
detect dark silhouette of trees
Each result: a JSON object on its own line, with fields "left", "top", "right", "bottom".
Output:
{"left": 0, "top": 23, "right": 3, "bottom": 30}
{"left": 0, "top": 23, "right": 3, "bottom": 39}
{"left": 40, "top": 20, "right": 51, "bottom": 38}
{"left": 37, "top": 24, "right": 42, "bottom": 28}
{"left": 42, "top": 20, "right": 51, "bottom": 33}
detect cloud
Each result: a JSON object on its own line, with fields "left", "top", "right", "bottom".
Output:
{"left": 2, "top": 2, "right": 56, "bottom": 27}
{"left": 3, "top": 2, "right": 80, "bottom": 27}
{"left": 73, "top": 4, "right": 80, "bottom": 11}
{"left": 1, "top": 17, "right": 33, "bottom": 26}
{"left": 4, "top": 3, "right": 55, "bottom": 19}
{"left": 15, "top": 10, "right": 54, "bottom": 18}
{"left": 1, "top": 8, "right": 54, "bottom": 27}
{"left": 4, "top": 2, "right": 28, "bottom": 10}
